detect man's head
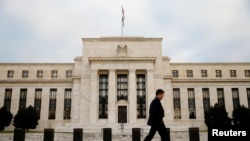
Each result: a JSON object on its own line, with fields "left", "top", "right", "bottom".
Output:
{"left": 156, "top": 89, "right": 165, "bottom": 100}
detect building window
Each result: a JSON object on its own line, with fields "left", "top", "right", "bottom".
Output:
{"left": 247, "top": 88, "right": 250, "bottom": 108}
{"left": 51, "top": 70, "right": 57, "bottom": 78}
{"left": 188, "top": 88, "right": 196, "bottom": 119}
{"left": 215, "top": 70, "right": 222, "bottom": 77}
{"left": 232, "top": 88, "right": 240, "bottom": 110}
{"left": 137, "top": 74, "right": 146, "bottom": 118}
{"left": 64, "top": 89, "right": 72, "bottom": 120}
{"left": 173, "top": 88, "right": 181, "bottom": 119}
{"left": 37, "top": 70, "right": 43, "bottom": 78}
{"left": 66, "top": 70, "right": 72, "bottom": 78}
{"left": 49, "top": 89, "right": 57, "bottom": 119}
{"left": 7, "top": 70, "right": 14, "bottom": 78}
{"left": 19, "top": 89, "right": 27, "bottom": 110}
{"left": 117, "top": 74, "right": 128, "bottom": 101}
{"left": 99, "top": 74, "right": 108, "bottom": 119}
{"left": 34, "top": 89, "right": 42, "bottom": 119}
{"left": 187, "top": 70, "right": 193, "bottom": 78}
{"left": 172, "top": 70, "right": 179, "bottom": 78}
{"left": 230, "top": 70, "right": 237, "bottom": 77}
{"left": 202, "top": 88, "right": 210, "bottom": 115}
{"left": 22, "top": 70, "right": 29, "bottom": 78}
{"left": 4, "top": 89, "right": 12, "bottom": 111}
{"left": 217, "top": 88, "right": 225, "bottom": 107}
{"left": 245, "top": 70, "right": 250, "bottom": 77}
{"left": 201, "top": 70, "right": 207, "bottom": 78}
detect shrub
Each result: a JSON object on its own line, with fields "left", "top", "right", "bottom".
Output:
{"left": 13, "top": 105, "right": 39, "bottom": 131}
{"left": 204, "top": 103, "right": 231, "bottom": 129}
{"left": 232, "top": 104, "right": 250, "bottom": 130}
{"left": 0, "top": 106, "right": 13, "bottom": 131}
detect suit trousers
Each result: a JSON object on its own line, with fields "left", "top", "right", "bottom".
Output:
{"left": 144, "top": 123, "right": 169, "bottom": 141}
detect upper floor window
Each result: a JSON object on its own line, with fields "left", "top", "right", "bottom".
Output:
{"left": 66, "top": 70, "right": 72, "bottom": 78}
{"left": 172, "top": 70, "right": 179, "bottom": 78}
{"left": 245, "top": 70, "right": 250, "bottom": 77}
{"left": 230, "top": 70, "right": 237, "bottom": 77}
{"left": 117, "top": 74, "right": 128, "bottom": 101}
{"left": 247, "top": 88, "right": 250, "bottom": 108}
{"left": 34, "top": 89, "right": 42, "bottom": 119}
{"left": 215, "top": 70, "right": 222, "bottom": 78}
{"left": 49, "top": 89, "right": 57, "bottom": 119}
{"left": 37, "top": 70, "right": 43, "bottom": 78}
{"left": 173, "top": 88, "right": 181, "bottom": 119}
{"left": 217, "top": 88, "right": 225, "bottom": 107}
{"left": 7, "top": 70, "right": 14, "bottom": 78}
{"left": 64, "top": 89, "right": 72, "bottom": 120}
{"left": 202, "top": 88, "right": 210, "bottom": 114}
{"left": 232, "top": 88, "right": 240, "bottom": 110}
{"left": 99, "top": 74, "right": 108, "bottom": 119}
{"left": 187, "top": 70, "right": 193, "bottom": 78}
{"left": 137, "top": 74, "right": 146, "bottom": 119}
{"left": 188, "top": 88, "right": 196, "bottom": 119}
{"left": 19, "top": 89, "right": 27, "bottom": 110}
{"left": 51, "top": 70, "right": 57, "bottom": 78}
{"left": 4, "top": 89, "right": 12, "bottom": 111}
{"left": 22, "top": 70, "right": 29, "bottom": 78}
{"left": 201, "top": 70, "right": 207, "bottom": 78}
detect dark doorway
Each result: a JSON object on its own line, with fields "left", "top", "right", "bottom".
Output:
{"left": 118, "top": 106, "right": 127, "bottom": 123}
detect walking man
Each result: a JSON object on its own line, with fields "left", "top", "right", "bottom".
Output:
{"left": 144, "top": 89, "right": 169, "bottom": 141}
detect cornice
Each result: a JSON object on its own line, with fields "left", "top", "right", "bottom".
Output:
{"left": 88, "top": 57, "right": 156, "bottom": 64}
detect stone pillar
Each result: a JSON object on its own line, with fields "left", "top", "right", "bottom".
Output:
{"left": 147, "top": 69, "right": 154, "bottom": 117}
{"left": 195, "top": 88, "right": 203, "bottom": 120}
{"left": 209, "top": 87, "right": 218, "bottom": 108}
{"left": 239, "top": 87, "right": 248, "bottom": 106}
{"left": 181, "top": 87, "right": 189, "bottom": 120}
{"left": 224, "top": 87, "right": 233, "bottom": 115}
{"left": 72, "top": 79, "right": 81, "bottom": 123}
{"left": 108, "top": 69, "right": 116, "bottom": 123}
{"left": 163, "top": 79, "right": 173, "bottom": 121}
{"left": 26, "top": 88, "right": 34, "bottom": 108}
{"left": 90, "top": 69, "right": 98, "bottom": 124}
{"left": 129, "top": 69, "right": 136, "bottom": 123}
{"left": 56, "top": 88, "right": 64, "bottom": 121}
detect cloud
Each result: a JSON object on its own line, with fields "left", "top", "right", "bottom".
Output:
{"left": 0, "top": 0, "right": 250, "bottom": 63}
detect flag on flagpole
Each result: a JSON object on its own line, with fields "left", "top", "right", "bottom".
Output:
{"left": 122, "top": 6, "right": 125, "bottom": 27}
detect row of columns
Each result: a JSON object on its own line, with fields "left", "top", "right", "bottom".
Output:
{"left": 87, "top": 69, "right": 155, "bottom": 124}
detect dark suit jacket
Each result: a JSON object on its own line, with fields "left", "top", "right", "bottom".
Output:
{"left": 147, "top": 97, "right": 165, "bottom": 126}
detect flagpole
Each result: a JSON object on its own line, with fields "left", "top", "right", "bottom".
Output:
{"left": 121, "top": 5, "right": 125, "bottom": 37}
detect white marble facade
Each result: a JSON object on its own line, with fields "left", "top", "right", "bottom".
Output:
{"left": 0, "top": 36, "right": 250, "bottom": 132}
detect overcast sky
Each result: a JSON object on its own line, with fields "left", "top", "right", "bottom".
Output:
{"left": 0, "top": 0, "right": 250, "bottom": 63}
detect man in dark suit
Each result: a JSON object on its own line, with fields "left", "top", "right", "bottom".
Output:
{"left": 144, "top": 89, "right": 169, "bottom": 141}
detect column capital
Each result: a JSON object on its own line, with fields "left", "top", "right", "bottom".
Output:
{"left": 109, "top": 69, "right": 116, "bottom": 73}
{"left": 129, "top": 69, "right": 136, "bottom": 73}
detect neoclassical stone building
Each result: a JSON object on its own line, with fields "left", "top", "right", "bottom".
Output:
{"left": 0, "top": 36, "right": 250, "bottom": 132}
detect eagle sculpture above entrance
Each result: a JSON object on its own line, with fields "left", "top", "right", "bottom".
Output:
{"left": 117, "top": 44, "right": 127, "bottom": 57}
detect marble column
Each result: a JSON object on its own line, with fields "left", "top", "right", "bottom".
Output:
{"left": 146, "top": 69, "right": 154, "bottom": 118}
{"left": 129, "top": 69, "right": 136, "bottom": 123}
{"left": 71, "top": 79, "right": 81, "bottom": 124}
{"left": 90, "top": 69, "right": 98, "bottom": 124}
{"left": 108, "top": 69, "right": 116, "bottom": 123}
